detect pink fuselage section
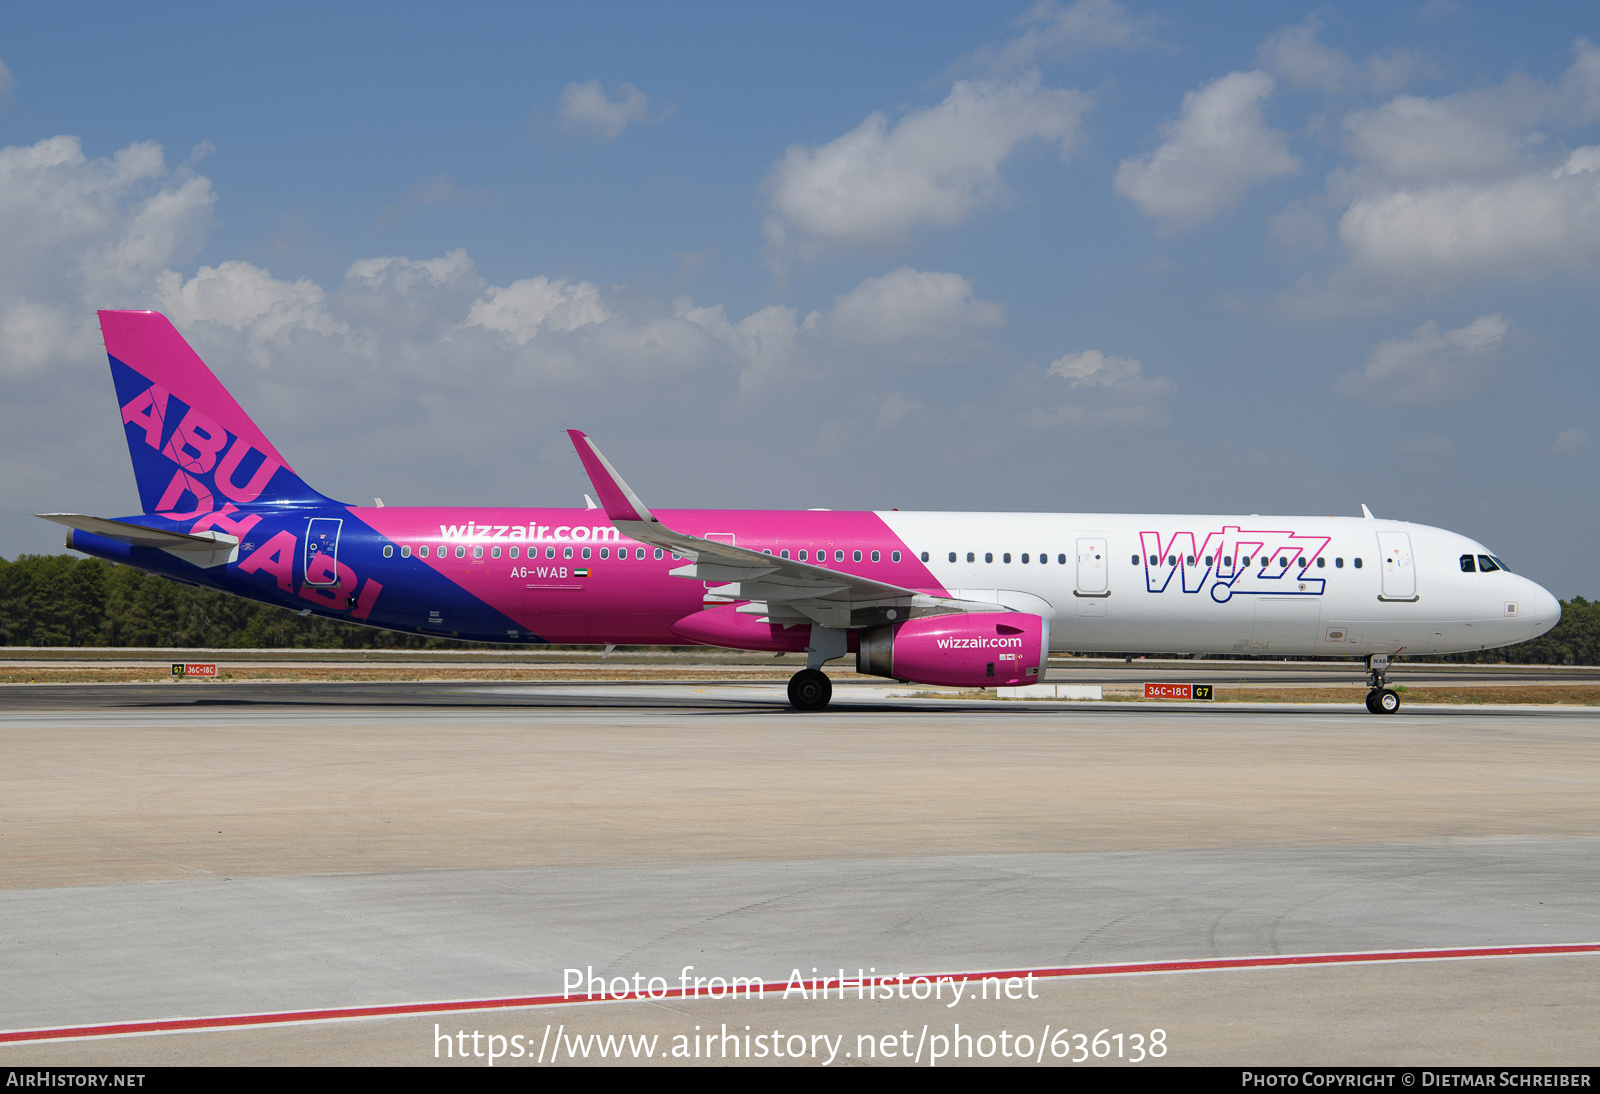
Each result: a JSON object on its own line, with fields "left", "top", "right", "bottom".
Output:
{"left": 354, "top": 506, "right": 944, "bottom": 644}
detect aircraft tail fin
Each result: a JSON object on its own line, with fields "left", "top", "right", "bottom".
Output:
{"left": 99, "top": 310, "right": 336, "bottom": 516}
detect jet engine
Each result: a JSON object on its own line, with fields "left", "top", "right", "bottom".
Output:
{"left": 856, "top": 612, "right": 1049, "bottom": 688}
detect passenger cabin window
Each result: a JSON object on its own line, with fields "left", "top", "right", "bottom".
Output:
{"left": 400, "top": 546, "right": 411, "bottom": 558}
{"left": 798, "top": 550, "right": 807, "bottom": 561}
{"left": 654, "top": 548, "right": 664, "bottom": 560}
{"left": 1478, "top": 555, "right": 1500, "bottom": 572}
{"left": 473, "top": 546, "right": 483, "bottom": 559}
{"left": 383, "top": 545, "right": 394, "bottom": 558}
{"left": 455, "top": 546, "right": 466, "bottom": 559}
{"left": 985, "top": 552, "right": 993, "bottom": 563}
{"left": 1354, "top": 558, "right": 1363, "bottom": 568}
{"left": 1316, "top": 557, "right": 1324, "bottom": 568}
{"left": 781, "top": 550, "right": 789, "bottom": 559}
{"left": 582, "top": 547, "right": 591, "bottom": 559}
{"left": 491, "top": 546, "right": 501, "bottom": 559}
{"left": 1057, "top": 554, "right": 1066, "bottom": 565}
{"left": 967, "top": 552, "right": 975, "bottom": 563}
{"left": 636, "top": 548, "right": 647, "bottom": 560}
{"left": 893, "top": 551, "right": 902, "bottom": 563}
{"left": 1335, "top": 557, "right": 1343, "bottom": 568}
{"left": 853, "top": 550, "right": 862, "bottom": 562}
{"left": 1021, "top": 553, "right": 1029, "bottom": 563}
{"left": 1461, "top": 554, "right": 1476, "bottom": 572}
{"left": 871, "top": 550, "right": 880, "bottom": 562}
{"left": 419, "top": 546, "right": 429, "bottom": 558}
{"left": 1003, "top": 553, "right": 1011, "bottom": 563}
{"left": 510, "top": 546, "right": 519, "bottom": 559}
{"left": 599, "top": 548, "right": 607, "bottom": 560}
{"left": 1132, "top": 555, "right": 1139, "bottom": 565}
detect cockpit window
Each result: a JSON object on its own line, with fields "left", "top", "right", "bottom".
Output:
{"left": 1478, "top": 555, "right": 1501, "bottom": 572}
{"left": 1460, "top": 554, "right": 1476, "bottom": 573}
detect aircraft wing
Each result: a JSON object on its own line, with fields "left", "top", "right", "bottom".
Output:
{"left": 38, "top": 513, "right": 240, "bottom": 568}
{"left": 567, "top": 430, "right": 997, "bottom": 629}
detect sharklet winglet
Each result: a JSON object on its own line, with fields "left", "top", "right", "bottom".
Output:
{"left": 566, "top": 430, "right": 654, "bottom": 525}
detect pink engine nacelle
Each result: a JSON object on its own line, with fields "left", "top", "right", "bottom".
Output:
{"left": 856, "top": 612, "right": 1050, "bottom": 688}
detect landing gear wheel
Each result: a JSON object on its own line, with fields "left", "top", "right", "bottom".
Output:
{"left": 1365, "top": 688, "right": 1400, "bottom": 714}
{"left": 787, "top": 669, "right": 832, "bottom": 711}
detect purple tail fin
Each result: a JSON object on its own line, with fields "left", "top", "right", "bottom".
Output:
{"left": 101, "top": 310, "right": 336, "bottom": 517}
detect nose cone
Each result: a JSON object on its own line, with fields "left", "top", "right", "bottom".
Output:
{"left": 1524, "top": 580, "right": 1562, "bottom": 637}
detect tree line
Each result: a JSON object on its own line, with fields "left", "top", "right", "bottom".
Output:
{"left": 0, "top": 553, "right": 467, "bottom": 649}
{"left": 1, "top": 553, "right": 1597, "bottom": 663}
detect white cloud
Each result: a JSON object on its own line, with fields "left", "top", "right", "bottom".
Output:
{"left": 1048, "top": 348, "right": 1142, "bottom": 387}
{"left": 156, "top": 261, "right": 342, "bottom": 343}
{"left": 1341, "top": 95, "right": 1531, "bottom": 185}
{"left": 824, "top": 267, "right": 1005, "bottom": 344}
{"left": 678, "top": 266, "right": 1005, "bottom": 389}
{"left": 1335, "top": 145, "right": 1600, "bottom": 287}
{"left": 0, "top": 134, "right": 215, "bottom": 375}
{"left": 0, "top": 301, "right": 93, "bottom": 377}
{"left": 1115, "top": 71, "right": 1300, "bottom": 231}
{"left": 678, "top": 300, "right": 805, "bottom": 392}
{"left": 958, "top": 0, "right": 1155, "bottom": 73}
{"left": 1258, "top": 17, "right": 1421, "bottom": 97}
{"left": 1552, "top": 427, "right": 1590, "bottom": 456}
{"left": 1283, "top": 41, "right": 1600, "bottom": 309}
{"left": 0, "top": 137, "right": 210, "bottom": 295}
{"left": 764, "top": 74, "right": 1091, "bottom": 253}
{"left": 1336, "top": 315, "right": 1512, "bottom": 405}
{"left": 464, "top": 276, "right": 610, "bottom": 344}
{"left": 1034, "top": 348, "right": 1174, "bottom": 427}
{"left": 558, "top": 80, "right": 659, "bottom": 140}
{"left": 345, "top": 249, "right": 478, "bottom": 295}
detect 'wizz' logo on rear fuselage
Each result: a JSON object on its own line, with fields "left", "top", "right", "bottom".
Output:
{"left": 1139, "top": 527, "right": 1331, "bottom": 602}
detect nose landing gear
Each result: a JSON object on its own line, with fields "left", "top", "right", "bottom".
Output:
{"left": 1364, "top": 654, "right": 1400, "bottom": 714}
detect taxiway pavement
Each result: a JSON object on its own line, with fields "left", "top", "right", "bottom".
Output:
{"left": 0, "top": 686, "right": 1595, "bottom": 1065}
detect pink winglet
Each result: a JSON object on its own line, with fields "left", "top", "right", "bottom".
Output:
{"left": 566, "top": 430, "right": 645, "bottom": 523}
{"left": 99, "top": 310, "right": 296, "bottom": 473}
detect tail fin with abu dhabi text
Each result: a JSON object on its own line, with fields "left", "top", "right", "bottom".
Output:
{"left": 100, "top": 310, "right": 338, "bottom": 522}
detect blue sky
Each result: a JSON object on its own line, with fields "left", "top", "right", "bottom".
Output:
{"left": 1, "top": 1, "right": 1597, "bottom": 596}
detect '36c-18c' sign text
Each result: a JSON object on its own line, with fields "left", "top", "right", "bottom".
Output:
{"left": 1144, "top": 683, "right": 1213, "bottom": 700}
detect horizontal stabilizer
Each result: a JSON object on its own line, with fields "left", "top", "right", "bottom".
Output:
{"left": 39, "top": 513, "right": 239, "bottom": 568}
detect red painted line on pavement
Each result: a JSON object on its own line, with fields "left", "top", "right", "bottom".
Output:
{"left": 3, "top": 942, "right": 1596, "bottom": 1044}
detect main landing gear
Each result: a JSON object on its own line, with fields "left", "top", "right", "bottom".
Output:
{"left": 787, "top": 669, "right": 832, "bottom": 711}
{"left": 1364, "top": 654, "right": 1400, "bottom": 714}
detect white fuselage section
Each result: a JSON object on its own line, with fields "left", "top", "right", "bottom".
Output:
{"left": 878, "top": 512, "right": 1560, "bottom": 657}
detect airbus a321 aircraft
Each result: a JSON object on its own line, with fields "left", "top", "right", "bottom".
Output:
{"left": 41, "top": 311, "right": 1561, "bottom": 713}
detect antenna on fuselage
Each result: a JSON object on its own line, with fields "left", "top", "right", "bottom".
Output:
{"left": 1360, "top": 504, "right": 1375, "bottom": 519}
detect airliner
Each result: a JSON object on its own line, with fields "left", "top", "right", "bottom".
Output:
{"left": 40, "top": 310, "right": 1561, "bottom": 713}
